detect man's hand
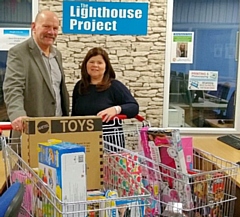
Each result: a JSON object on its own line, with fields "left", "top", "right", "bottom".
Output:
{"left": 12, "top": 116, "right": 28, "bottom": 131}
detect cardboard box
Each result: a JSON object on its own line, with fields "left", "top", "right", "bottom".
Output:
{"left": 21, "top": 116, "right": 103, "bottom": 190}
{"left": 38, "top": 142, "right": 87, "bottom": 217}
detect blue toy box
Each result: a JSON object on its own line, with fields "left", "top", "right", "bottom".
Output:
{"left": 37, "top": 141, "right": 87, "bottom": 217}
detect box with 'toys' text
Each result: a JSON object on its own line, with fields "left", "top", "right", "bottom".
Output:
{"left": 21, "top": 116, "right": 103, "bottom": 190}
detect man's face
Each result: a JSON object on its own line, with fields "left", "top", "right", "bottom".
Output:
{"left": 32, "top": 14, "right": 59, "bottom": 50}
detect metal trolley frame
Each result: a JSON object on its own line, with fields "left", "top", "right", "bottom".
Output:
{"left": 1, "top": 116, "right": 239, "bottom": 217}
{"left": 0, "top": 122, "right": 150, "bottom": 217}
{"left": 101, "top": 117, "right": 238, "bottom": 217}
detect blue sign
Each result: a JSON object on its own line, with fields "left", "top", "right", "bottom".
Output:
{"left": 62, "top": 1, "right": 148, "bottom": 35}
{"left": 3, "top": 29, "right": 30, "bottom": 37}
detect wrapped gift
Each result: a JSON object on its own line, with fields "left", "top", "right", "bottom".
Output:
{"left": 104, "top": 152, "right": 142, "bottom": 196}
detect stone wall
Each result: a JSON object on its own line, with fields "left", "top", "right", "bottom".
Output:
{"left": 40, "top": 0, "right": 167, "bottom": 127}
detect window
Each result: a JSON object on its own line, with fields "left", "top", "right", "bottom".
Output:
{"left": 164, "top": 0, "right": 240, "bottom": 134}
{"left": 0, "top": 0, "right": 38, "bottom": 121}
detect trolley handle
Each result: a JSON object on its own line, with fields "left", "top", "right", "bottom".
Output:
{"left": 0, "top": 123, "right": 13, "bottom": 136}
{"left": 0, "top": 123, "right": 13, "bottom": 131}
{"left": 110, "top": 114, "right": 145, "bottom": 122}
{"left": 0, "top": 115, "right": 146, "bottom": 131}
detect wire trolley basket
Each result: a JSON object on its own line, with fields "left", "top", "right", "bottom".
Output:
{"left": 1, "top": 125, "right": 151, "bottom": 217}
{"left": 141, "top": 147, "right": 238, "bottom": 217}
{"left": 101, "top": 118, "right": 238, "bottom": 217}
{"left": 1, "top": 118, "right": 238, "bottom": 217}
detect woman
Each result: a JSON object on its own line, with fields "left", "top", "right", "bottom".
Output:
{"left": 71, "top": 47, "right": 139, "bottom": 149}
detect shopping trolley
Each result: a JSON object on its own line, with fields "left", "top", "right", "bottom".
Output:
{"left": 102, "top": 114, "right": 148, "bottom": 152}
{"left": 0, "top": 123, "right": 151, "bottom": 217}
{"left": 101, "top": 118, "right": 238, "bottom": 217}
{"left": 142, "top": 147, "right": 238, "bottom": 217}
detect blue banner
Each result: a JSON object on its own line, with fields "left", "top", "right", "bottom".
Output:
{"left": 3, "top": 29, "right": 30, "bottom": 37}
{"left": 62, "top": 1, "right": 148, "bottom": 35}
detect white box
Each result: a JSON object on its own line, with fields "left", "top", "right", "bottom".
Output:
{"left": 37, "top": 142, "right": 87, "bottom": 217}
{"left": 168, "top": 105, "right": 185, "bottom": 127}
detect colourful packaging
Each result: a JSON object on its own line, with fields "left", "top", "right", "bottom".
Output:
{"left": 148, "top": 134, "right": 193, "bottom": 174}
{"left": 87, "top": 195, "right": 106, "bottom": 217}
{"left": 193, "top": 175, "right": 208, "bottom": 201}
{"left": 139, "top": 127, "right": 162, "bottom": 215}
{"left": 37, "top": 141, "right": 87, "bottom": 217}
{"left": 140, "top": 127, "right": 158, "bottom": 179}
{"left": 181, "top": 136, "right": 193, "bottom": 171}
{"left": 142, "top": 178, "right": 161, "bottom": 216}
{"left": 105, "top": 190, "right": 119, "bottom": 217}
{"left": 212, "top": 173, "right": 225, "bottom": 202}
{"left": 104, "top": 190, "right": 144, "bottom": 217}
{"left": 11, "top": 171, "right": 33, "bottom": 217}
{"left": 140, "top": 127, "right": 194, "bottom": 211}
{"left": 104, "top": 152, "right": 142, "bottom": 197}
{"left": 87, "top": 190, "right": 105, "bottom": 197}
{"left": 148, "top": 129, "right": 187, "bottom": 174}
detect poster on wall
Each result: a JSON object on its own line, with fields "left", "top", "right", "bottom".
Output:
{"left": 188, "top": 70, "right": 218, "bottom": 91}
{"left": 62, "top": 1, "right": 149, "bottom": 35}
{"left": 0, "top": 28, "right": 31, "bottom": 51}
{"left": 171, "top": 32, "right": 194, "bottom": 64}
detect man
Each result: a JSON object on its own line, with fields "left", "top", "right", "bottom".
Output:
{"left": 3, "top": 10, "right": 69, "bottom": 132}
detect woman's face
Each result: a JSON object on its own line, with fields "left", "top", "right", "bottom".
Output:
{"left": 180, "top": 44, "right": 185, "bottom": 50}
{"left": 86, "top": 55, "right": 106, "bottom": 84}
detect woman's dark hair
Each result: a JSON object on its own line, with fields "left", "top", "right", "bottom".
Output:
{"left": 79, "top": 47, "right": 116, "bottom": 94}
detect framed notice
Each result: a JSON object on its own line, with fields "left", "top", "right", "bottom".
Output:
{"left": 171, "top": 32, "right": 194, "bottom": 64}
{"left": 188, "top": 70, "right": 218, "bottom": 91}
{"left": 0, "top": 28, "right": 31, "bottom": 51}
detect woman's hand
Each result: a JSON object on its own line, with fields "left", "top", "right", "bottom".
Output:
{"left": 97, "top": 106, "right": 121, "bottom": 123}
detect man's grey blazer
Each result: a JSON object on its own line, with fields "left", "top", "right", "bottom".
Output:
{"left": 3, "top": 37, "right": 69, "bottom": 122}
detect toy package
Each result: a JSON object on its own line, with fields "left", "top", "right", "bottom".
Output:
{"left": 193, "top": 175, "right": 208, "bottom": 202}
{"left": 87, "top": 195, "right": 106, "bottom": 217}
{"left": 11, "top": 170, "right": 33, "bottom": 217}
{"left": 181, "top": 136, "right": 193, "bottom": 171}
{"left": 105, "top": 190, "right": 144, "bottom": 217}
{"left": 140, "top": 127, "right": 160, "bottom": 180}
{"left": 139, "top": 127, "right": 162, "bottom": 216}
{"left": 210, "top": 172, "right": 225, "bottom": 202}
{"left": 147, "top": 128, "right": 188, "bottom": 174}
{"left": 140, "top": 127, "right": 194, "bottom": 212}
{"left": 142, "top": 177, "right": 161, "bottom": 216}
{"left": 36, "top": 141, "right": 87, "bottom": 217}
{"left": 104, "top": 151, "right": 142, "bottom": 197}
